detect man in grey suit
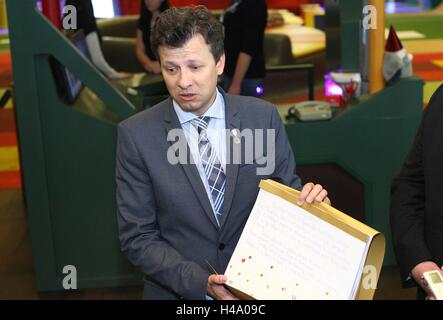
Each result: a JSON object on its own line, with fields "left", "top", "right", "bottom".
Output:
{"left": 116, "top": 6, "right": 330, "bottom": 300}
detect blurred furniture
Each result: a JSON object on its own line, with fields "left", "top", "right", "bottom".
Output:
{"left": 97, "top": 15, "right": 137, "bottom": 37}
{"left": 300, "top": 3, "right": 324, "bottom": 28}
{"left": 263, "top": 33, "right": 315, "bottom": 101}
{"left": 99, "top": 15, "right": 295, "bottom": 71}
{"left": 97, "top": 15, "right": 315, "bottom": 100}
{"left": 267, "top": 24, "right": 326, "bottom": 60}
{"left": 97, "top": 15, "right": 141, "bottom": 73}
{"left": 116, "top": 0, "right": 323, "bottom": 13}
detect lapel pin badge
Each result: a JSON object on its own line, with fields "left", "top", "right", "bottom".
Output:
{"left": 231, "top": 129, "right": 241, "bottom": 145}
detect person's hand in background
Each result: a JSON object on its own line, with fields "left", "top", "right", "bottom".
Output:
{"left": 411, "top": 261, "right": 442, "bottom": 300}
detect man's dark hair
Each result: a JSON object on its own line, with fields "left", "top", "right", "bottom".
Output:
{"left": 151, "top": 6, "right": 224, "bottom": 62}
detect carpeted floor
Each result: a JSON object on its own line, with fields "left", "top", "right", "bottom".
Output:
{"left": 0, "top": 52, "right": 12, "bottom": 87}
{"left": 0, "top": 109, "right": 20, "bottom": 190}
{"left": 0, "top": 34, "right": 10, "bottom": 53}
{"left": 412, "top": 52, "right": 443, "bottom": 104}
{"left": 0, "top": 33, "right": 19, "bottom": 190}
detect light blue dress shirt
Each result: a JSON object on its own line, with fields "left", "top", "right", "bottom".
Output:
{"left": 173, "top": 89, "right": 227, "bottom": 218}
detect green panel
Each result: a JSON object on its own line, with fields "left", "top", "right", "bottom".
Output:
{"left": 283, "top": 77, "right": 423, "bottom": 266}
{"left": 339, "top": 0, "right": 363, "bottom": 71}
{"left": 339, "top": 0, "right": 364, "bottom": 20}
{"left": 35, "top": 57, "right": 140, "bottom": 288}
{"left": 6, "top": 0, "right": 141, "bottom": 291}
{"left": 325, "top": 0, "right": 363, "bottom": 71}
{"left": 340, "top": 21, "right": 361, "bottom": 71}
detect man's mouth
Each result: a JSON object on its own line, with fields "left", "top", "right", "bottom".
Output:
{"left": 179, "top": 93, "right": 196, "bottom": 100}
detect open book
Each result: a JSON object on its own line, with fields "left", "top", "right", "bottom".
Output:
{"left": 224, "top": 180, "right": 385, "bottom": 300}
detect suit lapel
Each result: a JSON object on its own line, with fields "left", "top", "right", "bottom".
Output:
{"left": 163, "top": 99, "right": 220, "bottom": 229}
{"left": 219, "top": 93, "right": 241, "bottom": 228}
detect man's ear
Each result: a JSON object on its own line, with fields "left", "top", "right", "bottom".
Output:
{"left": 216, "top": 53, "right": 225, "bottom": 76}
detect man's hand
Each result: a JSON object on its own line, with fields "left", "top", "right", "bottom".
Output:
{"left": 297, "top": 183, "right": 331, "bottom": 206}
{"left": 207, "top": 275, "right": 239, "bottom": 300}
{"left": 411, "top": 261, "right": 442, "bottom": 300}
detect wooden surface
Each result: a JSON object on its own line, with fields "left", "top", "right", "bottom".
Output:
{"left": 369, "top": 0, "right": 386, "bottom": 94}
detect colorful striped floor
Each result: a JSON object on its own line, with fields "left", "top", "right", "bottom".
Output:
{"left": 0, "top": 109, "right": 20, "bottom": 190}
{"left": 412, "top": 53, "right": 443, "bottom": 103}
{"left": 0, "top": 35, "right": 19, "bottom": 190}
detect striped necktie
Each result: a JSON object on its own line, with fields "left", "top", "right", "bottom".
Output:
{"left": 191, "top": 116, "right": 226, "bottom": 226}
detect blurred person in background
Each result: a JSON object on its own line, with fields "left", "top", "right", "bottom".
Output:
{"left": 391, "top": 84, "right": 443, "bottom": 300}
{"left": 136, "top": 0, "right": 169, "bottom": 74}
{"left": 64, "top": 0, "right": 128, "bottom": 79}
{"left": 221, "top": 0, "right": 267, "bottom": 97}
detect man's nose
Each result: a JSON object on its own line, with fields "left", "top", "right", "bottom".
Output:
{"left": 177, "top": 70, "right": 192, "bottom": 89}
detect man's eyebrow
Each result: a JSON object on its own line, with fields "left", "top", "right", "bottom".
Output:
{"left": 187, "top": 60, "right": 204, "bottom": 64}
{"left": 166, "top": 59, "right": 204, "bottom": 63}
{"left": 162, "top": 61, "right": 177, "bottom": 66}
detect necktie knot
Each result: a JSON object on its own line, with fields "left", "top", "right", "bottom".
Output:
{"left": 191, "top": 116, "right": 211, "bottom": 134}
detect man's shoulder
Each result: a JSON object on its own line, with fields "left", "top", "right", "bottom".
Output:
{"left": 118, "top": 98, "right": 170, "bottom": 131}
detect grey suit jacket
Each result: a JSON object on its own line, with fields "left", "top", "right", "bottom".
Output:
{"left": 116, "top": 90, "right": 302, "bottom": 300}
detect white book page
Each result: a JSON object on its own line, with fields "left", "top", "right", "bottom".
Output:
{"left": 225, "top": 189, "right": 368, "bottom": 300}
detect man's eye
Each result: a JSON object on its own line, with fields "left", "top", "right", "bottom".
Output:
{"left": 167, "top": 68, "right": 176, "bottom": 73}
{"left": 191, "top": 66, "right": 201, "bottom": 70}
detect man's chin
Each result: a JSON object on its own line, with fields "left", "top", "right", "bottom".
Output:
{"left": 178, "top": 102, "right": 195, "bottom": 111}
{"left": 176, "top": 102, "right": 201, "bottom": 113}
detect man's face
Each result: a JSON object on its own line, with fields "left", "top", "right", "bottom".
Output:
{"left": 158, "top": 34, "right": 225, "bottom": 116}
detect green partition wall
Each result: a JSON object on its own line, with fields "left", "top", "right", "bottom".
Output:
{"left": 325, "top": 0, "right": 363, "bottom": 71}
{"left": 7, "top": 0, "right": 140, "bottom": 291}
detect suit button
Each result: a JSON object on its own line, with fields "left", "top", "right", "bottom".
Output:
{"left": 218, "top": 243, "right": 225, "bottom": 251}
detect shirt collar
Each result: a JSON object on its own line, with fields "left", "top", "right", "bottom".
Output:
{"left": 173, "top": 88, "right": 225, "bottom": 125}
